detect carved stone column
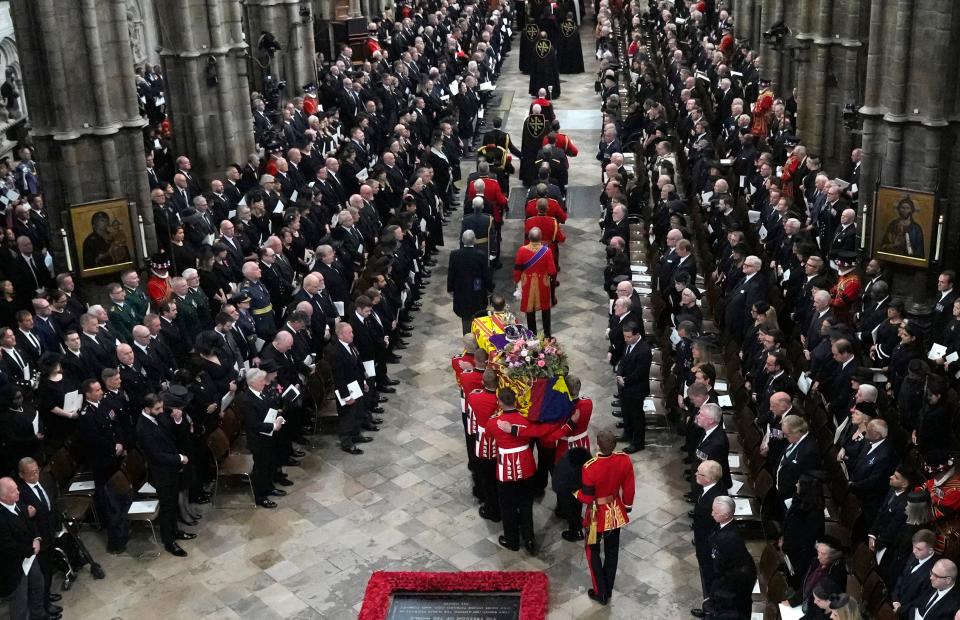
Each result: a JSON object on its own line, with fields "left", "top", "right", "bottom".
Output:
{"left": 156, "top": 0, "right": 255, "bottom": 185}
{"left": 9, "top": 0, "right": 154, "bottom": 255}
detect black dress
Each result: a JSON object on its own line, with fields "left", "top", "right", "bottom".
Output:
{"left": 781, "top": 503, "right": 825, "bottom": 590}
{"left": 37, "top": 375, "right": 79, "bottom": 447}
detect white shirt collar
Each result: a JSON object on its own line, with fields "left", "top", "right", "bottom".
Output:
{"left": 867, "top": 438, "right": 885, "bottom": 455}
{"left": 702, "top": 482, "right": 716, "bottom": 495}
{"left": 1, "top": 501, "right": 17, "bottom": 514}
{"left": 141, "top": 412, "right": 159, "bottom": 425}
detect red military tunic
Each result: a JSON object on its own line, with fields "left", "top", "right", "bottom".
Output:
{"left": 467, "top": 387, "right": 498, "bottom": 443}
{"left": 829, "top": 271, "right": 861, "bottom": 324}
{"left": 452, "top": 352, "right": 476, "bottom": 413}
{"left": 577, "top": 451, "right": 636, "bottom": 535}
{"left": 924, "top": 472, "right": 960, "bottom": 523}
{"left": 547, "top": 133, "right": 579, "bottom": 160}
{"left": 486, "top": 409, "right": 564, "bottom": 481}
{"left": 551, "top": 397, "right": 593, "bottom": 463}
{"left": 525, "top": 215, "right": 565, "bottom": 270}
{"left": 466, "top": 176, "right": 509, "bottom": 223}
{"left": 780, "top": 154, "right": 801, "bottom": 202}
{"left": 524, "top": 197, "right": 567, "bottom": 223}
{"left": 146, "top": 273, "right": 171, "bottom": 307}
{"left": 459, "top": 368, "right": 484, "bottom": 411}
{"left": 513, "top": 242, "right": 557, "bottom": 312}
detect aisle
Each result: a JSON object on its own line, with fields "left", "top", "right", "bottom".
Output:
{"left": 55, "top": 22, "right": 702, "bottom": 620}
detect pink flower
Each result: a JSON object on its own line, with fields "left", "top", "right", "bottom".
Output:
{"left": 537, "top": 360, "right": 546, "bottom": 367}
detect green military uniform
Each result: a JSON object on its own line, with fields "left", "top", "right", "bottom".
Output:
{"left": 186, "top": 287, "right": 212, "bottom": 330}
{"left": 108, "top": 301, "right": 139, "bottom": 344}
{"left": 173, "top": 293, "right": 202, "bottom": 347}
{"left": 123, "top": 285, "right": 148, "bottom": 322}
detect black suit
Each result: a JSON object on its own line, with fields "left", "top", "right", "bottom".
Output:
{"left": 0, "top": 501, "right": 45, "bottom": 618}
{"left": 892, "top": 555, "right": 940, "bottom": 614}
{"left": 447, "top": 247, "right": 493, "bottom": 332}
{"left": 709, "top": 522, "right": 758, "bottom": 617}
{"left": 137, "top": 414, "right": 183, "bottom": 545}
{"left": 848, "top": 440, "right": 896, "bottom": 520}
{"left": 326, "top": 341, "right": 369, "bottom": 447}
{"left": 694, "top": 484, "right": 725, "bottom": 596}
{"left": 693, "top": 427, "right": 732, "bottom": 489}
{"left": 907, "top": 587, "right": 960, "bottom": 620}
{"left": 235, "top": 388, "right": 277, "bottom": 500}
{"left": 723, "top": 274, "right": 766, "bottom": 340}
{"left": 775, "top": 436, "right": 821, "bottom": 510}
{"left": 80, "top": 332, "right": 114, "bottom": 373}
{"left": 617, "top": 340, "right": 652, "bottom": 447}
{"left": 16, "top": 476, "right": 58, "bottom": 603}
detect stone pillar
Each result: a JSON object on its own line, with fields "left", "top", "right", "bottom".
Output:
{"left": 156, "top": 0, "right": 255, "bottom": 185}
{"left": 9, "top": 0, "right": 154, "bottom": 257}
{"left": 793, "top": 0, "right": 815, "bottom": 141}
{"left": 245, "top": 0, "right": 318, "bottom": 95}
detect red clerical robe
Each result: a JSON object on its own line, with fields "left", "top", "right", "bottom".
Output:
{"left": 513, "top": 242, "right": 557, "bottom": 312}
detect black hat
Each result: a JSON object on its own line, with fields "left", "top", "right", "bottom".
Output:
{"left": 161, "top": 384, "right": 193, "bottom": 408}
{"left": 853, "top": 368, "right": 874, "bottom": 385}
{"left": 907, "top": 489, "right": 931, "bottom": 504}
{"left": 853, "top": 401, "right": 877, "bottom": 418}
{"left": 907, "top": 358, "right": 929, "bottom": 374}
{"left": 759, "top": 77, "right": 772, "bottom": 85}
{"left": 817, "top": 535, "right": 844, "bottom": 552}
{"left": 904, "top": 321, "right": 923, "bottom": 339}
{"left": 229, "top": 292, "right": 252, "bottom": 305}
{"left": 783, "top": 135, "right": 800, "bottom": 147}
{"left": 150, "top": 252, "right": 171, "bottom": 270}
{"left": 833, "top": 249, "right": 858, "bottom": 264}
{"left": 259, "top": 359, "right": 279, "bottom": 373}
{"left": 924, "top": 448, "right": 952, "bottom": 469}
{"left": 731, "top": 242, "right": 749, "bottom": 255}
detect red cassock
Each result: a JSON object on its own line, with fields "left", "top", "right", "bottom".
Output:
{"left": 551, "top": 397, "right": 593, "bottom": 463}
{"left": 147, "top": 275, "right": 171, "bottom": 306}
{"left": 524, "top": 198, "right": 567, "bottom": 223}
{"left": 472, "top": 391, "right": 501, "bottom": 460}
{"left": 577, "top": 452, "right": 635, "bottom": 533}
{"left": 513, "top": 243, "right": 557, "bottom": 312}
{"left": 466, "top": 177, "right": 509, "bottom": 223}
{"left": 486, "top": 409, "right": 564, "bottom": 481}
{"left": 524, "top": 215, "right": 565, "bottom": 270}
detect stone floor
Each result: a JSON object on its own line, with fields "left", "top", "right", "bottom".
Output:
{"left": 21, "top": 24, "right": 704, "bottom": 620}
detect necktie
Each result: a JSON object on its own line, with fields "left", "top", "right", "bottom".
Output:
{"left": 11, "top": 349, "right": 25, "bottom": 369}
{"left": 27, "top": 332, "right": 40, "bottom": 352}
{"left": 625, "top": 343, "right": 634, "bottom": 357}
{"left": 26, "top": 257, "right": 39, "bottom": 288}
{"left": 32, "top": 483, "right": 49, "bottom": 510}
{"left": 13, "top": 505, "right": 21, "bottom": 517}
{"left": 923, "top": 590, "right": 940, "bottom": 613}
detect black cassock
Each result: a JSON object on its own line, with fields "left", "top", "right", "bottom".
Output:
{"left": 520, "top": 113, "right": 548, "bottom": 185}
{"left": 557, "top": 18, "right": 584, "bottom": 74}
{"left": 518, "top": 23, "right": 540, "bottom": 74}
{"left": 528, "top": 38, "right": 561, "bottom": 98}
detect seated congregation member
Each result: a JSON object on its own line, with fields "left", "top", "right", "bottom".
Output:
{"left": 782, "top": 537, "right": 847, "bottom": 617}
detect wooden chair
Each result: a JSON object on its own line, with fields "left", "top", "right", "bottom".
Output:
{"left": 207, "top": 428, "right": 255, "bottom": 508}
{"left": 850, "top": 542, "right": 876, "bottom": 583}
{"left": 219, "top": 408, "right": 243, "bottom": 445}
{"left": 861, "top": 571, "right": 888, "bottom": 613}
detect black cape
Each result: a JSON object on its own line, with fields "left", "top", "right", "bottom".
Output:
{"left": 557, "top": 18, "right": 584, "bottom": 74}
{"left": 520, "top": 113, "right": 548, "bottom": 185}
{"left": 528, "top": 39, "right": 561, "bottom": 97}
{"left": 518, "top": 23, "right": 540, "bottom": 74}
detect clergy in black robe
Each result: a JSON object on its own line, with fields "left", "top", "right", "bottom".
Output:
{"left": 519, "top": 23, "right": 540, "bottom": 75}
{"left": 528, "top": 32, "right": 561, "bottom": 98}
{"left": 520, "top": 106, "right": 549, "bottom": 186}
{"left": 557, "top": 15, "right": 584, "bottom": 74}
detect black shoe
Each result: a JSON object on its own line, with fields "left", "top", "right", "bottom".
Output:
{"left": 275, "top": 477, "right": 294, "bottom": 487}
{"left": 623, "top": 444, "right": 645, "bottom": 454}
{"left": 47, "top": 613, "right": 62, "bottom": 620}
{"left": 616, "top": 422, "right": 625, "bottom": 429}
{"left": 690, "top": 609, "right": 706, "bottom": 618}
{"left": 479, "top": 507, "right": 502, "bottom": 522}
{"left": 561, "top": 529, "right": 584, "bottom": 542}
{"left": 192, "top": 494, "right": 211, "bottom": 504}
{"left": 383, "top": 378, "right": 400, "bottom": 386}
{"left": 398, "top": 330, "right": 413, "bottom": 338}
{"left": 90, "top": 564, "right": 106, "bottom": 579}
{"left": 256, "top": 499, "right": 278, "bottom": 508}
{"left": 175, "top": 530, "right": 198, "bottom": 540}
{"left": 611, "top": 400, "right": 621, "bottom": 407}
{"left": 370, "top": 417, "right": 384, "bottom": 425}
{"left": 687, "top": 510, "right": 695, "bottom": 519}
{"left": 106, "top": 543, "right": 127, "bottom": 555}
{"left": 49, "top": 594, "right": 62, "bottom": 602}
{"left": 683, "top": 493, "right": 696, "bottom": 503}
{"left": 47, "top": 604, "right": 63, "bottom": 615}
{"left": 291, "top": 449, "right": 306, "bottom": 458}
{"left": 179, "top": 517, "right": 197, "bottom": 526}
{"left": 377, "top": 395, "right": 389, "bottom": 403}
{"left": 341, "top": 445, "right": 363, "bottom": 455}
{"left": 498, "top": 535, "right": 519, "bottom": 551}
{"left": 370, "top": 406, "right": 385, "bottom": 414}
{"left": 386, "top": 355, "right": 402, "bottom": 363}
{"left": 285, "top": 458, "right": 301, "bottom": 467}
{"left": 378, "top": 386, "right": 397, "bottom": 394}
{"left": 165, "top": 543, "right": 188, "bottom": 557}
{"left": 355, "top": 435, "right": 374, "bottom": 443}
{"left": 524, "top": 540, "right": 537, "bottom": 555}
{"left": 362, "top": 424, "right": 380, "bottom": 432}
{"left": 269, "top": 488, "right": 287, "bottom": 497}
{"left": 587, "top": 589, "right": 609, "bottom": 605}
{"left": 612, "top": 411, "right": 623, "bottom": 418}
{"left": 394, "top": 343, "right": 408, "bottom": 350}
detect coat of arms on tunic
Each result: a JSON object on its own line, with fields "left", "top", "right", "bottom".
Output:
{"left": 535, "top": 40, "right": 551, "bottom": 57}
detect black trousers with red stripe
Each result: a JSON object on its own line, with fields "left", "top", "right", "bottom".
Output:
{"left": 585, "top": 528, "right": 621, "bottom": 602}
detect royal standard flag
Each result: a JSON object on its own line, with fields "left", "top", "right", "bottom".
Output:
{"left": 526, "top": 375, "right": 575, "bottom": 422}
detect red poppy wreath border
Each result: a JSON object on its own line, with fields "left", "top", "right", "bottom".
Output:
{"left": 358, "top": 570, "right": 549, "bottom": 619}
